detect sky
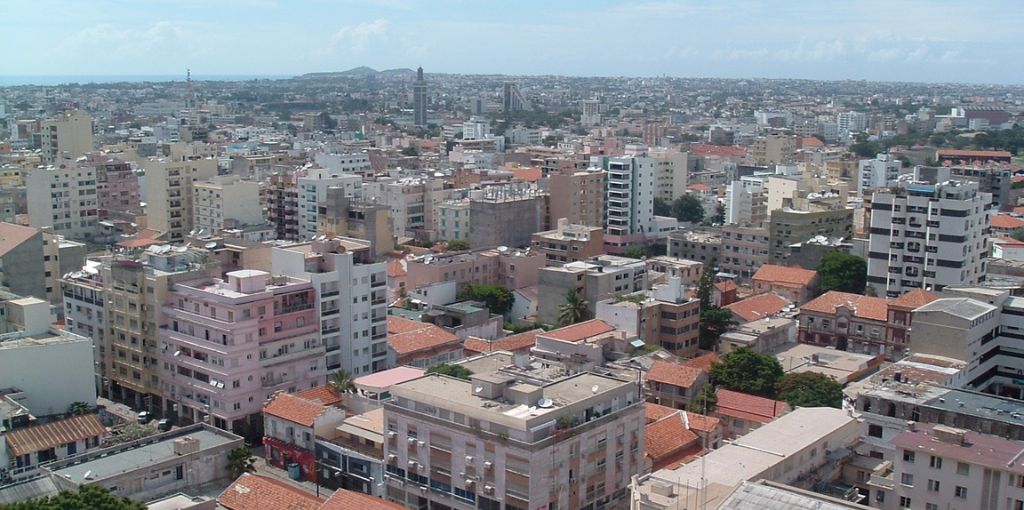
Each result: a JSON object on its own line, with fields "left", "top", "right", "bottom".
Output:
{"left": 3, "top": 0, "right": 1023, "bottom": 84}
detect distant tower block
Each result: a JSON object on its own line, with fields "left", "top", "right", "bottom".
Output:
{"left": 503, "top": 81, "right": 528, "bottom": 112}
{"left": 413, "top": 66, "right": 427, "bottom": 127}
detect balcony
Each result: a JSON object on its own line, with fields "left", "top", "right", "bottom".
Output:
{"left": 370, "top": 279, "right": 386, "bottom": 288}
{"left": 259, "top": 345, "right": 325, "bottom": 367}
{"left": 322, "top": 327, "right": 340, "bottom": 335}
{"left": 868, "top": 474, "right": 895, "bottom": 490}
{"left": 321, "top": 308, "right": 339, "bottom": 317}
{"left": 321, "top": 290, "right": 340, "bottom": 298}
{"left": 277, "top": 302, "right": 313, "bottom": 315}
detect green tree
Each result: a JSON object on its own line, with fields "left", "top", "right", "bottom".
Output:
{"left": 66, "top": 401, "right": 91, "bottom": 416}
{"left": 623, "top": 246, "right": 646, "bottom": 259}
{"left": 896, "top": 155, "right": 913, "bottom": 168}
{"left": 699, "top": 307, "right": 738, "bottom": 351}
{"left": 0, "top": 486, "right": 146, "bottom": 510}
{"left": 653, "top": 197, "right": 672, "bottom": 217}
{"left": 317, "top": 111, "right": 337, "bottom": 130}
{"left": 445, "top": 239, "right": 470, "bottom": 251}
{"left": 227, "top": 447, "right": 257, "bottom": 480}
{"left": 690, "top": 384, "right": 717, "bottom": 413}
{"left": 817, "top": 252, "right": 868, "bottom": 294}
{"left": 458, "top": 284, "right": 515, "bottom": 315}
{"left": 850, "top": 140, "right": 881, "bottom": 158}
{"left": 401, "top": 146, "right": 419, "bottom": 157}
{"left": 696, "top": 260, "right": 716, "bottom": 311}
{"left": 328, "top": 370, "right": 355, "bottom": 394}
{"left": 711, "top": 203, "right": 726, "bottom": 225}
{"left": 557, "top": 288, "right": 591, "bottom": 326}
{"left": 426, "top": 363, "right": 474, "bottom": 380}
{"left": 776, "top": 372, "right": 843, "bottom": 409}
{"left": 709, "top": 347, "right": 784, "bottom": 398}
{"left": 672, "top": 195, "right": 705, "bottom": 223}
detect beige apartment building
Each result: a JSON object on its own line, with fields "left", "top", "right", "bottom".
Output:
{"left": 192, "top": 174, "right": 263, "bottom": 233}
{"left": 41, "top": 110, "right": 94, "bottom": 163}
{"left": 546, "top": 169, "right": 605, "bottom": 228}
{"left": 143, "top": 157, "right": 218, "bottom": 242}
{"left": 749, "top": 134, "right": 798, "bottom": 166}
{"left": 537, "top": 255, "right": 648, "bottom": 326}
{"left": 384, "top": 361, "right": 645, "bottom": 510}
{"left": 531, "top": 219, "right": 605, "bottom": 267}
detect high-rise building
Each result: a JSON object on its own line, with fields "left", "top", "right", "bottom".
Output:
{"left": 468, "top": 186, "right": 547, "bottom": 250}
{"left": 26, "top": 162, "right": 99, "bottom": 241}
{"left": 143, "top": 157, "right": 218, "bottom": 242}
{"left": 95, "top": 159, "right": 140, "bottom": 220}
{"left": 316, "top": 187, "right": 395, "bottom": 257}
{"left": 546, "top": 169, "right": 605, "bottom": 228}
{"left": 503, "top": 81, "right": 528, "bottom": 112}
{"left": 581, "top": 99, "right": 602, "bottom": 127}
{"left": 867, "top": 177, "right": 991, "bottom": 297}
{"left": 413, "top": 67, "right": 427, "bottom": 127}
{"left": 159, "top": 269, "right": 322, "bottom": 434}
{"left": 857, "top": 153, "right": 902, "bottom": 197}
{"left": 297, "top": 167, "right": 361, "bottom": 240}
{"left": 383, "top": 360, "right": 644, "bottom": 510}
{"left": 363, "top": 177, "right": 447, "bottom": 240}
{"left": 272, "top": 237, "right": 389, "bottom": 376}
{"left": 41, "top": 110, "right": 94, "bottom": 163}
{"left": 768, "top": 208, "right": 853, "bottom": 265}
{"left": 725, "top": 177, "right": 767, "bottom": 226}
{"left": 593, "top": 156, "right": 656, "bottom": 240}
{"left": 193, "top": 175, "right": 263, "bottom": 233}
{"left": 749, "top": 134, "right": 798, "bottom": 166}
{"left": 837, "top": 111, "right": 867, "bottom": 133}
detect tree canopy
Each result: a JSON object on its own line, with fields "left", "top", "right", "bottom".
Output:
{"left": 0, "top": 486, "right": 145, "bottom": 510}
{"left": 227, "top": 447, "right": 257, "bottom": 480}
{"left": 699, "top": 307, "right": 738, "bottom": 351}
{"left": 458, "top": 284, "right": 514, "bottom": 315}
{"left": 672, "top": 195, "right": 705, "bottom": 223}
{"left": 445, "top": 239, "right": 470, "bottom": 251}
{"left": 653, "top": 197, "right": 672, "bottom": 217}
{"left": 427, "top": 363, "right": 474, "bottom": 380}
{"left": 817, "top": 252, "right": 868, "bottom": 294}
{"left": 776, "top": 372, "right": 843, "bottom": 408}
{"left": 557, "top": 288, "right": 591, "bottom": 326}
{"left": 709, "top": 347, "right": 784, "bottom": 398}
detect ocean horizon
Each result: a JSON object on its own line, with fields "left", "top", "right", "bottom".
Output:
{"left": 0, "top": 74, "right": 292, "bottom": 86}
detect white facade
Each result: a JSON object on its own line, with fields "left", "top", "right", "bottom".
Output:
{"left": 462, "top": 117, "right": 490, "bottom": 140}
{"left": 272, "top": 238, "right": 390, "bottom": 376}
{"left": 26, "top": 163, "right": 99, "bottom": 241}
{"left": 649, "top": 148, "right": 690, "bottom": 202}
{"left": 312, "top": 152, "right": 373, "bottom": 178}
{"left": 867, "top": 180, "right": 991, "bottom": 297}
{"left": 193, "top": 174, "right": 263, "bottom": 232}
{"left": 725, "top": 177, "right": 765, "bottom": 226}
{"left": 604, "top": 156, "right": 656, "bottom": 237}
{"left": 297, "top": 168, "right": 362, "bottom": 240}
{"left": 857, "top": 154, "right": 902, "bottom": 197}
{"left": 0, "top": 328, "right": 97, "bottom": 416}
{"left": 837, "top": 111, "right": 867, "bottom": 133}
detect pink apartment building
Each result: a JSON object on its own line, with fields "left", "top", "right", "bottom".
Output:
{"left": 96, "top": 160, "right": 140, "bottom": 219}
{"left": 404, "top": 248, "right": 545, "bottom": 293}
{"left": 159, "top": 269, "right": 323, "bottom": 435}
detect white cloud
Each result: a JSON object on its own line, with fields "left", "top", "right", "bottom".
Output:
{"left": 329, "top": 18, "right": 389, "bottom": 54}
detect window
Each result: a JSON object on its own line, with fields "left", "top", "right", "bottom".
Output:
{"left": 930, "top": 455, "right": 943, "bottom": 469}
{"left": 868, "top": 424, "right": 883, "bottom": 438}
{"left": 925, "top": 504, "right": 938, "bottom": 510}
{"left": 903, "top": 450, "right": 915, "bottom": 463}
{"left": 900, "top": 473, "right": 914, "bottom": 486}
{"left": 955, "top": 486, "right": 967, "bottom": 498}
{"left": 927, "top": 479, "right": 940, "bottom": 492}
{"left": 899, "top": 496, "right": 912, "bottom": 508}
{"left": 956, "top": 462, "right": 970, "bottom": 475}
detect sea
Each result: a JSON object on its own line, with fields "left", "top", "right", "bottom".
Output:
{"left": 0, "top": 75, "right": 291, "bottom": 86}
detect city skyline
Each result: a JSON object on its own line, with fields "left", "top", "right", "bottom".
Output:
{"left": 4, "top": 0, "right": 1024, "bottom": 85}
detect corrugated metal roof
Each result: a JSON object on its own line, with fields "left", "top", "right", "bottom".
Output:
{"left": 5, "top": 414, "right": 107, "bottom": 456}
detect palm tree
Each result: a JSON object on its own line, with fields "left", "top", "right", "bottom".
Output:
{"left": 557, "top": 289, "right": 591, "bottom": 327}
{"left": 227, "top": 447, "right": 256, "bottom": 479}
{"left": 328, "top": 370, "right": 356, "bottom": 394}
{"left": 66, "top": 401, "right": 91, "bottom": 416}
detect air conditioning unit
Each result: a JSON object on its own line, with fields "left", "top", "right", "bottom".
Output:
{"left": 387, "top": 454, "right": 397, "bottom": 462}
{"left": 484, "top": 485, "right": 494, "bottom": 494}
{"left": 484, "top": 461, "right": 493, "bottom": 470}
{"left": 417, "top": 440, "right": 425, "bottom": 447}
{"left": 465, "top": 479, "right": 475, "bottom": 487}
{"left": 387, "top": 431, "right": 397, "bottom": 438}
{"left": 420, "top": 486, "right": 428, "bottom": 493}
{"left": 418, "top": 464, "right": 426, "bottom": 472}
{"left": 465, "top": 455, "right": 474, "bottom": 463}
{"left": 408, "top": 437, "right": 417, "bottom": 444}
{"left": 408, "top": 460, "right": 417, "bottom": 467}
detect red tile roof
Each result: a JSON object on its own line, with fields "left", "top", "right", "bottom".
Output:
{"left": 690, "top": 143, "right": 748, "bottom": 158}
{"left": 646, "top": 360, "right": 704, "bottom": 389}
{"left": 801, "top": 136, "right": 824, "bottom": 148}
{"left": 512, "top": 167, "right": 543, "bottom": 182}
{"left": 387, "top": 319, "right": 460, "bottom": 356}
{"left": 714, "top": 280, "right": 737, "bottom": 293}
{"left": 219, "top": 473, "right": 324, "bottom": 510}
{"left": 682, "top": 411, "right": 721, "bottom": 434}
{"left": 321, "top": 489, "right": 407, "bottom": 510}
{"left": 724, "top": 293, "right": 791, "bottom": 322}
{"left": 645, "top": 414, "right": 701, "bottom": 470}
{"left": 990, "top": 214, "right": 1024, "bottom": 230}
{"left": 715, "top": 389, "right": 788, "bottom": 424}
{"left": 0, "top": 222, "right": 40, "bottom": 257}
{"left": 463, "top": 329, "right": 542, "bottom": 355}
{"left": 5, "top": 414, "right": 107, "bottom": 457}
{"left": 682, "top": 353, "right": 721, "bottom": 373}
{"left": 888, "top": 288, "right": 939, "bottom": 310}
{"left": 386, "top": 259, "right": 406, "bottom": 278}
{"left": 752, "top": 264, "right": 818, "bottom": 288}
{"left": 937, "top": 149, "right": 1012, "bottom": 158}
{"left": 542, "top": 319, "right": 615, "bottom": 343}
{"left": 801, "top": 291, "right": 889, "bottom": 322}
{"left": 645, "top": 402, "right": 678, "bottom": 424}
{"left": 263, "top": 393, "right": 327, "bottom": 428}
{"left": 295, "top": 386, "right": 343, "bottom": 406}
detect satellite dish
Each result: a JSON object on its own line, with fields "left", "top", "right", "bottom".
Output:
{"left": 474, "top": 386, "right": 484, "bottom": 394}
{"left": 591, "top": 385, "right": 600, "bottom": 394}
{"left": 537, "top": 397, "right": 553, "bottom": 408}
{"left": 204, "top": 242, "right": 217, "bottom": 249}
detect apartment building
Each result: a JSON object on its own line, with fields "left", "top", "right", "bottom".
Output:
{"left": 645, "top": 256, "right": 703, "bottom": 287}
{"left": 267, "top": 171, "right": 301, "bottom": 241}
{"left": 468, "top": 187, "right": 547, "bottom": 250}
{"left": 749, "top": 134, "right": 798, "bottom": 166}
{"left": 545, "top": 170, "right": 606, "bottom": 228}
{"left": 531, "top": 220, "right": 605, "bottom": 266}
{"left": 725, "top": 177, "right": 767, "bottom": 227}
{"left": 768, "top": 208, "right": 853, "bottom": 265}
{"left": 596, "top": 156, "right": 656, "bottom": 243}
{"left": 383, "top": 366, "right": 644, "bottom": 510}
{"left": 537, "top": 255, "right": 648, "bottom": 326}
{"left": 41, "top": 110, "right": 93, "bottom": 163}
{"left": 60, "top": 263, "right": 107, "bottom": 390}
{"left": 867, "top": 177, "right": 991, "bottom": 297}
{"left": 159, "top": 270, "right": 322, "bottom": 434}
{"left": 363, "top": 177, "right": 446, "bottom": 240}
{"left": 595, "top": 277, "right": 701, "bottom": 357}
{"left": 95, "top": 158, "right": 140, "bottom": 219}
{"left": 720, "top": 224, "right": 770, "bottom": 281}
{"left": 316, "top": 186, "right": 395, "bottom": 257}
{"left": 649, "top": 148, "right": 692, "bottom": 203}
{"left": 313, "top": 151, "right": 373, "bottom": 178}
{"left": 25, "top": 162, "right": 99, "bottom": 240}
{"left": 872, "top": 424, "right": 1024, "bottom": 510}
{"left": 0, "top": 327, "right": 96, "bottom": 418}
{"left": 885, "top": 289, "right": 938, "bottom": 358}
{"left": 405, "top": 248, "right": 545, "bottom": 294}
{"left": 143, "top": 157, "right": 218, "bottom": 242}
{"left": 297, "top": 167, "right": 362, "bottom": 240}
{"left": 192, "top": 174, "right": 263, "bottom": 233}
{"left": 857, "top": 153, "right": 902, "bottom": 198}
{"left": 667, "top": 230, "right": 721, "bottom": 265}
{"left": 918, "top": 164, "right": 1012, "bottom": 211}
{"left": 0, "top": 222, "right": 46, "bottom": 300}
{"left": 41, "top": 232, "right": 86, "bottom": 304}
{"left": 272, "top": 237, "right": 389, "bottom": 376}
{"left": 262, "top": 391, "right": 346, "bottom": 481}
